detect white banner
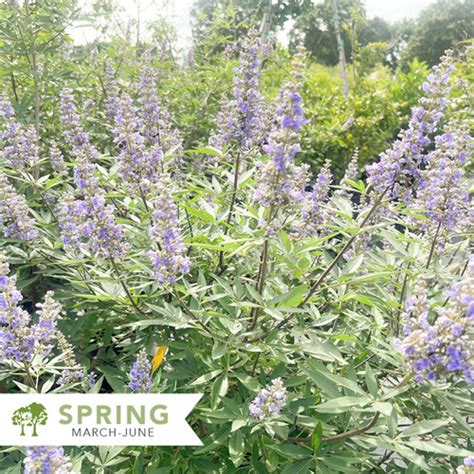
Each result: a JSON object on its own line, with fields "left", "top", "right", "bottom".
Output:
{"left": 0, "top": 394, "right": 203, "bottom": 446}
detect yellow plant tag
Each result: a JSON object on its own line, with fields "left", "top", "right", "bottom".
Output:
{"left": 152, "top": 346, "right": 168, "bottom": 374}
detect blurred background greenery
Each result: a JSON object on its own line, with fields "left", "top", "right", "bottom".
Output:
{"left": 0, "top": 0, "right": 472, "bottom": 182}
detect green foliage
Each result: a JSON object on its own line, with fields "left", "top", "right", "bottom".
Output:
{"left": 0, "top": 1, "right": 473, "bottom": 473}
{"left": 299, "top": 60, "right": 429, "bottom": 179}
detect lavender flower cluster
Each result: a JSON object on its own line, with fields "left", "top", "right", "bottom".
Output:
{"left": 397, "top": 266, "right": 473, "bottom": 384}
{"left": 147, "top": 177, "right": 190, "bottom": 284}
{"left": 58, "top": 90, "right": 128, "bottom": 258}
{"left": 129, "top": 348, "right": 152, "bottom": 393}
{"left": 107, "top": 57, "right": 181, "bottom": 192}
{"left": 49, "top": 142, "right": 68, "bottom": 178}
{"left": 56, "top": 330, "right": 91, "bottom": 387}
{"left": 59, "top": 192, "right": 128, "bottom": 258}
{"left": 294, "top": 160, "right": 333, "bottom": 237}
{"left": 0, "top": 172, "right": 38, "bottom": 241}
{"left": 0, "top": 95, "right": 39, "bottom": 169}
{"left": 254, "top": 46, "right": 309, "bottom": 232}
{"left": 24, "top": 446, "right": 72, "bottom": 474}
{"left": 59, "top": 89, "right": 97, "bottom": 158}
{"left": 335, "top": 149, "right": 359, "bottom": 199}
{"left": 458, "top": 457, "right": 474, "bottom": 474}
{"left": 414, "top": 126, "right": 473, "bottom": 239}
{"left": 210, "top": 29, "right": 267, "bottom": 152}
{"left": 0, "top": 252, "right": 85, "bottom": 385}
{"left": 104, "top": 61, "right": 121, "bottom": 122}
{"left": 138, "top": 55, "right": 183, "bottom": 158}
{"left": 367, "top": 53, "right": 455, "bottom": 202}
{"left": 113, "top": 93, "right": 163, "bottom": 195}
{"left": 249, "top": 378, "right": 287, "bottom": 420}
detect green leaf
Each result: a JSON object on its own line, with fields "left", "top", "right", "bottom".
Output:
{"left": 229, "top": 431, "right": 245, "bottom": 467}
{"left": 370, "top": 437, "right": 429, "bottom": 470}
{"left": 433, "top": 393, "right": 473, "bottom": 435}
{"left": 231, "top": 419, "right": 248, "bottom": 432}
{"left": 306, "top": 360, "right": 364, "bottom": 394}
{"left": 185, "top": 146, "right": 223, "bottom": 157}
{"left": 234, "top": 373, "right": 260, "bottom": 391}
{"left": 372, "top": 402, "right": 392, "bottom": 416}
{"left": 311, "top": 421, "right": 323, "bottom": 452}
{"left": 210, "top": 374, "right": 228, "bottom": 409}
{"left": 190, "top": 370, "right": 223, "bottom": 386}
{"left": 274, "top": 284, "right": 308, "bottom": 308}
{"left": 398, "top": 419, "right": 450, "bottom": 439}
{"left": 269, "top": 444, "right": 311, "bottom": 460}
{"left": 281, "top": 458, "right": 313, "bottom": 474}
{"left": 298, "top": 339, "right": 346, "bottom": 364}
{"left": 316, "top": 396, "right": 370, "bottom": 413}
{"left": 364, "top": 365, "right": 378, "bottom": 396}
{"left": 406, "top": 440, "right": 474, "bottom": 457}
{"left": 211, "top": 341, "right": 227, "bottom": 360}
{"left": 341, "top": 254, "right": 364, "bottom": 275}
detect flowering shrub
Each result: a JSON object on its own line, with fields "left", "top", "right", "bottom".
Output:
{"left": 0, "top": 29, "right": 472, "bottom": 474}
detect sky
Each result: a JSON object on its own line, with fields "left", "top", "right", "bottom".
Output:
{"left": 71, "top": 0, "right": 437, "bottom": 46}
{"left": 364, "top": 0, "right": 436, "bottom": 21}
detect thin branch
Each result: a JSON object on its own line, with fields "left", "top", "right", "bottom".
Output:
{"left": 288, "top": 412, "right": 380, "bottom": 444}
{"left": 288, "top": 374, "right": 411, "bottom": 445}
{"left": 397, "top": 248, "right": 412, "bottom": 335}
{"left": 250, "top": 353, "right": 260, "bottom": 377}
{"left": 172, "top": 287, "right": 213, "bottom": 336}
{"left": 247, "top": 237, "right": 270, "bottom": 331}
{"left": 109, "top": 257, "right": 147, "bottom": 316}
{"left": 10, "top": 71, "right": 19, "bottom": 103}
{"left": 218, "top": 151, "right": 242, "bottom": 272}
{"left": 325, "top": 412, "right": 380, "bottom": 442}
{"left": 246, "top": 186, "right": 389, "bottom": 343}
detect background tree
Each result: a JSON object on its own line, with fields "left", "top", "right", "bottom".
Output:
{"left": 402, "top": 0, "right": 474, "bottom": 66}
{"left": 289, "top": 0, "right": 365, "bottom": 65}
{"left": 0, "top": 0, "right": 79, "bottom": 137}
{"left": 191, "top": 0, "right": 308, "bottom": 55}
{"left": 358, "top": 16, "right": 392, "bottom": 45}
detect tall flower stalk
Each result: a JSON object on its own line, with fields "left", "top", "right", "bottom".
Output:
{"left": 129, "top": 348, "right": 152, "bottom": 393}
{"left": 210, "top": 29, "right": 267, "bottom": 153}
{"left": 147, "top": 176, "right": 190, "bottom": 285}
{"left": 0, "top": 95, "right": 39, "bottom": 170}
{"left": 138, "top": 52, "right": 183, "bottom": 159}
{"left": 413, "top": 124, "right": 472, "bottom": 263}
{"left": 0, "top": 171, "right": 38, "bottom": 241}
{"left": 215, "top": 30, "right": 270, "bottom": 271}
{"left": 397, "top": 267, "right": 473, "bottom": 384}
{"left": 254, "top": 45, "right": 309, "bottom": 235}
{"left": 58, "top": 90, "right": 128, "bottom": 259}
{"left": 0, "top": 252, "right": 84, "bottom": 386}
{"left": 249, "top": 46, "right": 308, "bottom": 330}
{"left": 293, "top": 159, "right": 333, "bottom": 238}
{"left": 367, "top": 52, "right": 455, "bottom": 202}
{"left": 113, "top": 93, "right": 163, "bottom": 197}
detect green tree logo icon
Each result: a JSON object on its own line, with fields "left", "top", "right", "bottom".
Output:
{"left": 12, "top": 403, "right": 48, "bottom": 437}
